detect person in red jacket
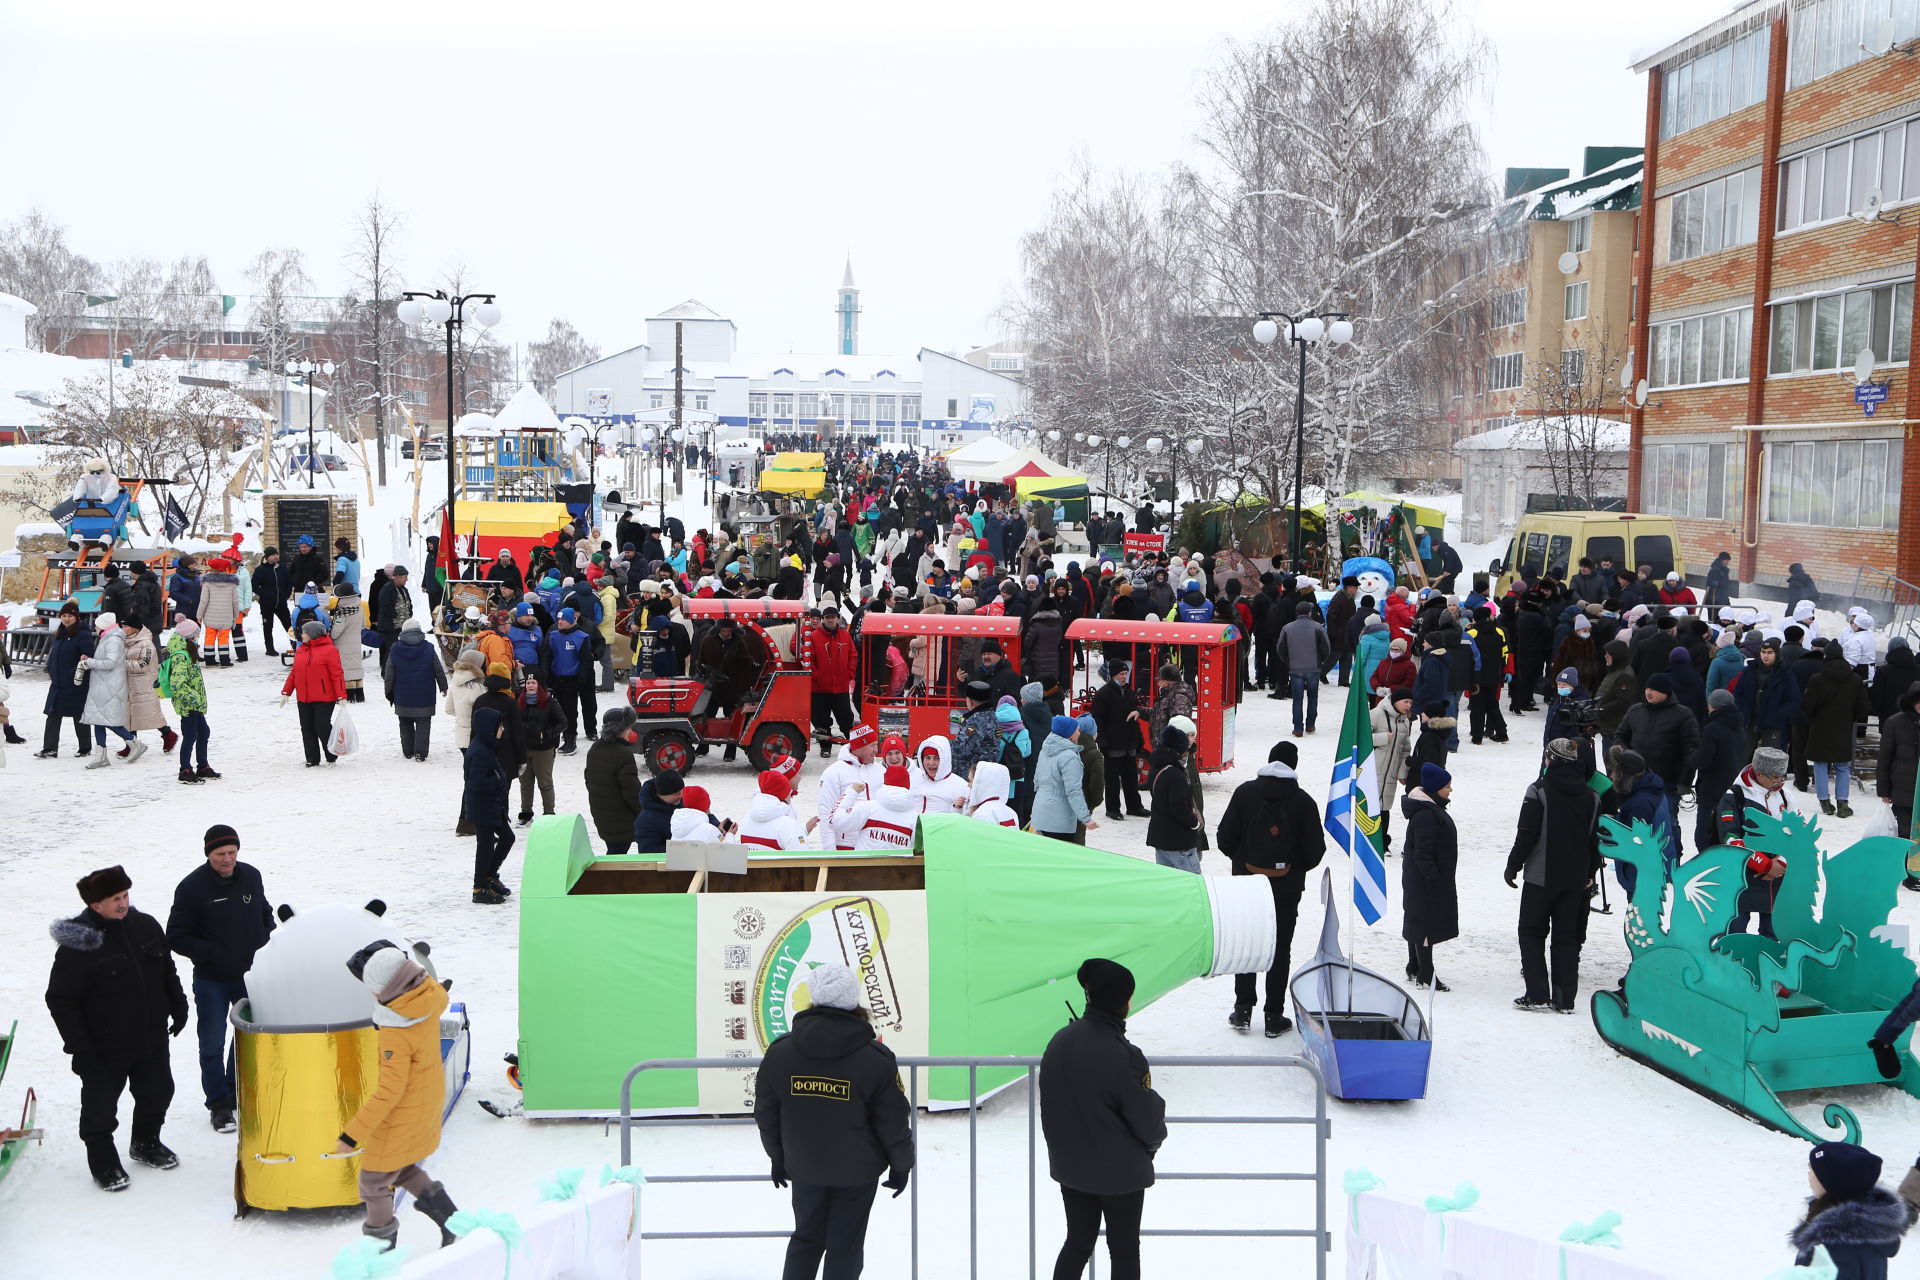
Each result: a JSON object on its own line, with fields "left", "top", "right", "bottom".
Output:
{"left": 280, "top": 620, "right": 347, "bottom": 766}
{"left": 1656, "top": 572, "right": 1698, "bottom": 606}
{"left": 1369, "top": 636, "right": 1418, "bottom": 702}
{"left": 1383, "top": 586, "right": 1416, "bottom": 642}
{"left": 805, "top": 610, "right": 859, "bottom": 758}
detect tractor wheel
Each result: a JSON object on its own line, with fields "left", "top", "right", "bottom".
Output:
{"left": 747, "top": 723, "right": 806, "bottom": 772}
{"left": 642, "top": 729, "right": 695, "bottom": 776}
{"left": 1136, "top": 755, "right": 1152, "bottom": 790}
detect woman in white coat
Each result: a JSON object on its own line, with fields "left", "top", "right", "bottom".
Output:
{"left": 329, "top": 585, "right": 368, "bottom": 701}
{"left": 79, "top": 613, "right": 143, "bottom": 768}
{"left": 443, "top": 648, "right": 487, "bottom": 749}
{"left": 121, "top": 623, "right": 173, "bottom": 748}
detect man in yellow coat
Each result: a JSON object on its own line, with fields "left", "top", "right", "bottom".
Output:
{"left": 335, "top": 941, "right": 461, "bottom": 1251}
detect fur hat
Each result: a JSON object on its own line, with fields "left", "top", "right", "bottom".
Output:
{"left": 1077, "top": 958, "right": 1135, "bottom": 1017}
{"left": 1752, "top": 746, "right": 1790, "bottom": 778}
{"left": 807, "top": 963, "right": 862, "bottom": 1012}
{"left": 77, "top": 865, "right": 132, "bottom": 903}
{"left": 1546, "top": 737, "right": 1579, "bottom": 762}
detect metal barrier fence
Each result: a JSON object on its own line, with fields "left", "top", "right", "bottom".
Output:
{"left": 617, "top": 1053, "right": 1331, "bottom": 1279}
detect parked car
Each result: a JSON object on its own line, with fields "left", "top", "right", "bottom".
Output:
{"left": 288, "top": 450, "right": 350, "bottom": 473}
{"left": 402, "top": 437, "right": 447, "bottom": 460}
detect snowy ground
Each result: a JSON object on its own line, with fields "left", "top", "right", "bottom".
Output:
{"left": 2, "top": 478, "right": 1917, "bottom": 1278}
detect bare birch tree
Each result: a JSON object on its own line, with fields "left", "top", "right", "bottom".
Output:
{"left": 1521, "top": 336, "right": 1629, "bottom": 509}
{"left": 527, "top": 318, "right": 600, "bottom": 401}
{"left": 337, "top": 195, "right": 406, "bottom": 484}
{"left": 0, "top": 210, "right": 101, "bottom": 351}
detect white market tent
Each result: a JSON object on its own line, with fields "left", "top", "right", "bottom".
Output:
{"left": 944, "top": 437, "right": 1015, "bottom": 478}
{"left": 951, "top": 444, "right": 1066, "bottom": 484}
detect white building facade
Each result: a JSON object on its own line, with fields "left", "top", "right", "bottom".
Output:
{"left": 548, "top": 298, "right": 1028, "bottom": 448}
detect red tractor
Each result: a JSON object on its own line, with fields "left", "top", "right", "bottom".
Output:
{"left": 625, "top": 598, "right": 813, "bottom": 776}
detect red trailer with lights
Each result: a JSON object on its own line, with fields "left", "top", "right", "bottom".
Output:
{"left": 854, "top": 612, "right": 1024, "bottom": 746}
{"left": 625, "top": 597, "right": 813, "bottom": 775}
{"left": 1064, "top": 617, "right": 1241, "bottom": 781}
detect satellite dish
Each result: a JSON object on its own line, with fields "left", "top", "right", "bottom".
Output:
{"left": 1874, "top": 17, "right": 1897, "bottom": 50}
{"left": 1620, "top": 352, "right": 1634, "bottom": 388}
{"left": 1862, "top": 185, "right": 1884, "bottom": 218}
{"left": 1634, "top": 379, "right": 1650, "bottom": 407}
{"left": 1854, "top": 348, "right": 1878, "bottom": 384}
{"left": 1558, "top": 251, "right": 1580, "bottom": 275}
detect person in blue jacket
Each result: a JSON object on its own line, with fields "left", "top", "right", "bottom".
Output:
{"left": 508, "top": 604, "right": 545, "bottom": 669}
{"left": 634, "top": 768, "right": 686, "bottom": 853}
{"left": 542, "top": 608, "right": 598, "bottom": 754}
{"left": 332, "top": 538, "right": 361, "bottom": 592}
{"left": 652, "top": 616, "right": 684, "bottom": 677}
{"left": 534, "top": 571, "right": 564, "bottom": 616}
{"left": 1606, "top": 746, "right": 1680, "bottom": 897}
{"left": 167, "top": 555, "right": 203, "bottom": 629}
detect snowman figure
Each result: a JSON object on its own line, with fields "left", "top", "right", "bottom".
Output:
{"left": 1342, "top": 556, "right": 1395, "bottom": 600}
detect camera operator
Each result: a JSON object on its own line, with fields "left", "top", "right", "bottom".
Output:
{"left": 1542, "top": 667, "right": 1599, "bottom": 772}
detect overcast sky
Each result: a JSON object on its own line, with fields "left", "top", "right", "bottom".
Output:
{"left": 3, "top": 0, "right": 1723, "bottom": 368}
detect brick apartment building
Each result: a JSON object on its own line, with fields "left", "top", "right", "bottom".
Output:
{"left": 1408, "top": 153, "right": 1640, "bottom": 498}
{"left": 1630, "top": 0, "right": 1920, "bottom": 599}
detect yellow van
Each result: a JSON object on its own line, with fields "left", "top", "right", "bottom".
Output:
{"left": 1490, "top": 512, "right": 1686, "bottom": 596}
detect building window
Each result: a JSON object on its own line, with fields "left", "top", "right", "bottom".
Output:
{"left": 900, "top": 395, "right": 920, "bottom": 422}
{"left": 1564, "top": 282, "right": 1590, "bottom": 321}
{"left": 1769, "top": 281, "right": 1913, "bottom": 374}
{"left": 1489, "top": 353, "right": 1524, "bottom": 391}
{"left": 1492, "top": 225, "right": 1528, "bottom": 264}
{"left": 850, "top": 393, "right": 870, "bottom": 420}
{"left": 1662, "top": 26, "right": 1770, "bottom": 138}
{"left": 1664, "top": 169, "right": 1761, "bottom": 262}
{"left": 693, "top": 394, "right": 709, "bottom": 411}
{"left": 1651, "top": 306, "right": 1754, "bottom": 388}
{"left": 1643, "top": 442, "right": 1744, "bottom": 520}
{"left": 1492, "top": 288, "right": 1528, "bottom": 329}
{"left": 1766, "top": 439, "right": 1902, "bottom": 528}
{"left": 1561, "top": 348, "right": 1587, "bottom": 385}
{"left": 649, "top": 393, "right": 664, "bottom": 409}
{"left": 874, "top": 394, "right": 895, "bottom": 422}
{"left": 749, "top": 392, "right": 768, "bottom": 417}
{"left": 1567, "top": 216, "right": 1593, "bottom": 254}
{"left": 1788, "top": 0, "right": 1920, "bottom": 90}
{"left": 989, "top": 354, "right": 1024, "bottom": 371}
{"left": 771, "top": 393, "right": 793, "bottom": 418}
{"left": 1779, "top": 116, "right": 1920, "bottom": 232}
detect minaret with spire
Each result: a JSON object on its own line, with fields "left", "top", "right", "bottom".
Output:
{"left": 836, "top": 256, "right": 860, "bottom": 356}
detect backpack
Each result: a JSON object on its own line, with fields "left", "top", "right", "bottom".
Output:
{"left": 155, "top": 650, "right": 175, "bottom": 699}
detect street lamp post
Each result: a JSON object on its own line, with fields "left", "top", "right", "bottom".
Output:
{"left": 285, "top": 357, "right": 336, "bottom": 489}
{"left": 396, "top": 290, "right": 501, "bottom": 582}
{"left": 1251, "top": 310, "right": 1354, "bottom": 570}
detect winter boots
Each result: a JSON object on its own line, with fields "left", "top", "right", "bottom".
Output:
{"left": 1227, "top": 1006, "right": 1252, "bottom": 1032}
{"left": 196, "top": 764, "right": 222, "bottom": 780}
{"left": 1264, "top": 1012, "right": 1292, "bottom": 1038}
{"left": 87, "top": 1141, "right": 130, "bottom": 1192}
{"left": 129, "top": 1137, "right": 179, "bottom": 1170}
{"left": 210, "top": 1106, "right": 236, "bottom": 1134}
{"left": 362, "top": 1220, "right": 399, "bottom": 1252}
{"left": 472, "top": 885, "right": 506, "bottom": 905}
{"left": 1513, "top": 996, "right": 1554, "bottom": 1012}
{"left": 179, "top": 768, "right": 203, "bottom": 785}
{"left": 160, "top": 726, "right": 179, "bottom": 753}
{"left": 412, "top": 1181, "right": 461, "bottom": 1247}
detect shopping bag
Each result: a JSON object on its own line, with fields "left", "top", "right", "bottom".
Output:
{"left": 328, "top": 705, "right": 360, "bottom": 758}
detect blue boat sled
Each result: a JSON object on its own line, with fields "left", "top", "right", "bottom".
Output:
{"left": 1289, "top": 871, "right": 1432, "bottom": 1100}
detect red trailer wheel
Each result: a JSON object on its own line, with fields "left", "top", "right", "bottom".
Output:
{"left": 642, "top": 729, "right": 694, "bottom": 776}
{"left": 747, "top": 723, "right": 805, "bottom": 771}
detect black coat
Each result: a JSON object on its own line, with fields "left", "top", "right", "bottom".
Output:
{"left": 1666, "top": 654, "right": 1708, "bottom": 725}
{"left": 1214, "top": 765, "right": 1326, "bottom": 883}
{"left": 753, "top": 1005, "right": 914, "bottom": 1186}
{"left": 1039, "top": 1008, "right": 1167, "bottom": 1196}
{"left": 461, "top": 706, "right": 512, "bottom": 828}
{"left": 1872, "top": 649, "right": 1918, "bottom": 724}
{"left": 250, "top": 559, "right": 289, "bottom": 608}
{"left": 1801, "top": 658, "right": 1872, "bottom": 763}
{"left": 1400, "top": 791, "right": 1459, "bottom": 945}
{"left": 285, "top": 550, "right": 329, "bottom": 595}
{"left": 1690, "top": 704, "right": 1749, "bottom": 813}
{"left": 130, "top": 573, "right": 165, "bottom": 631}
{"left": 633, "top": 778, "right": 680, "bottom": 853}
{"left": 515, "top": 690, "right": 567, "bottom": 753}
{"left": 1733, "top": 658, "right": 1802, "bottom": 735}
{"left": 1879, "top": 708, "right": 1920, "bottom": 804}
{"left": 584, "top": 736, "right": 643, "bottom": 842}
{"left": 1617, "top": 698, "right": 1702, "bottom": 791}
{"left": 1324, "top": 591, "right": 1358, "bottom": 654}
{"left": 1090, "top": 679, "right": 1143, "bottom": 756}
{"left": 1505, "top": 760, "right": 1603, "bottom": 891}
{"left": 1145, "top": 736, "right": 1202, "bottom": 851}
{"left": 1788, "top": 1187, "right": 1913, "bottom": 1278}
{"left": 165, "top": 862, "right": 275, "bottom": 983}
{"left": 101, "top": 575, "right": 135, "bottom": 622}
{"left": 45, "top": 907, "right": 186, "bottom": 1066}
{"left": 43, "top": 624, "right": 94, "bottom": 716}
{"left": 1406, "top": 718, "right": 1454, "bottom": 784}
{"left": 474, "top": 688, "right": 526, "bottom": 773}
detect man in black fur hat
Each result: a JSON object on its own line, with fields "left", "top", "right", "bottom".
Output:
{"left": 45, "top": 865, "right": 188, "bottom": 1191}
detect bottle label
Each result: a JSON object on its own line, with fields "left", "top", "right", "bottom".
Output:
{"left": 696, "top": 891, "right": 929, "bottom": 1114}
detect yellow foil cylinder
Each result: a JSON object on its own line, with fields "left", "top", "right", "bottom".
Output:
{"left": 232, "top": 1001, "right": 378, "bottom": 1212}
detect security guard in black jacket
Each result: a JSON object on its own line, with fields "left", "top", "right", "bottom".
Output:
{"left": 754, "top": 963, "right": 913, "bottom": 1280}
{"left": 1040, "top": 959, "right": 1167, "bottom": 1280}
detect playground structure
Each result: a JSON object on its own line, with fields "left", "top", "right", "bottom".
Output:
{"left": 3, "top": 478, "right": 179, "bottom": 667}
{"left": 625, "top": 597, "right": 812, "bottom": 775}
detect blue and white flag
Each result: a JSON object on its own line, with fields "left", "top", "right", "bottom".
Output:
{"left": 1325, "top": 678, "right": 1389, "bottom": 924}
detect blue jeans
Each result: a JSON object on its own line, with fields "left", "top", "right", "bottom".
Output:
{"left": 193, "top": 976, "right": 247, "bottom": 1109}
{"left": 93, "top": 723, "right": 135, "bottom": 746}
{"left": 1289, "top": 673, "right": 1319, "bottom": 734}
{"left": 1813, "top": 761, "right": 1851, "bottom": 803}
{"left": 1445, "top": 692, "right": 1462, "bottom": 750}
{"left": 1155, "top": 849, "right": 1202, "bottom": 873}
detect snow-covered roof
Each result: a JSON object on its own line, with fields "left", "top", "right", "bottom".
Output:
{"left": 1631, "top": 0, "right": 1773, "bottom": 71}
{"left": 1502, "top": 154, "right": 1644, "bottom": 224}
{"left": 1456, "top": 417, "right": 1631, "bottom": 452}
{"left": 648, "top": 299, "right": 730, "bottom": 323}
{"left": 635, "top": 352, "right": 922, "bottom": 383}
{"left": 490, "top": 383, "right": 565, "bottom": 433}
{"left": 49, "top": 364, "right": 271, "bottom": 421}
{"left": 0, "top": 346, "right": 90, "bottom": 428}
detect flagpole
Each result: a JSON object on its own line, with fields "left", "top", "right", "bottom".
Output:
{"left": 1345, "top": 744, "right": 1360, "bottom": 1018}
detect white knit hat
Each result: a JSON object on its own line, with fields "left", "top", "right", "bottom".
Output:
{"left": 807, "top": 963, "right": 861, "bottom": 1012}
